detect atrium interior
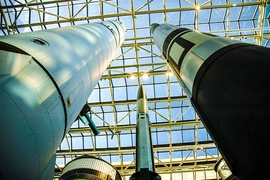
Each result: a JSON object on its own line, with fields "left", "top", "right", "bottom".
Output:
{"left": 1, "top": 0, "right": 269, "bottom": 179}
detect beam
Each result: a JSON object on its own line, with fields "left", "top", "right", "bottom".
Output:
{"left": 1, "top": 2, "right": 263, "bottom": 29}
{"left": 87, "top": 96, "right": 188, "bottom": 107}
{"left": 68, "top": 120, "right": 202, "bottom": 133}
{"left": 56, "top": 141, "right": 215, "bottom": 156}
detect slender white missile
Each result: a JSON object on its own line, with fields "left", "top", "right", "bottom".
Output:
{"left": 151, "top": 23, "right": 270, "bottom": 179}
{"left": 0, "top": 20, "right": 125, "bottom": 179}
{"left": 136, "top": 85, "right": 154, "bottom": 172}
{"left": 130, "top": 85, "right": 160, "bottom": 179}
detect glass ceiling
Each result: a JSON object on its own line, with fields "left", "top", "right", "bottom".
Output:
{"left": 1, "top": 0, "right": 269, "bottom": 179}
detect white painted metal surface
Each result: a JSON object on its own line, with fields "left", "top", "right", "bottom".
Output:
{"left": 0, "top": 20, "right": 125, "bottom": 179}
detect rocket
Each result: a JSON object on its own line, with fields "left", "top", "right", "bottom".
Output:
{"left": 150, "top": 23, "right": 270, "bottom": 179}
{"left": 0, "top": 20, "right": 125, "bottom": 179}
{"left": 135, "top": 85, "right": 154, "bottom": 172}
{"left": 130, "top": 85, "right": 160, "bottom": 180}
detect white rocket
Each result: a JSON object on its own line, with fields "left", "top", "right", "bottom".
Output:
{"left": 0, "top": 20, "right": 125, "bottom": 179}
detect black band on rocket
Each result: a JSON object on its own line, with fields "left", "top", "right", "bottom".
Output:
{"left": 169, "top": 35, "right": 195, "bottom": 67}
{"left": 163, "top": 28, "right": 192, "bottom": 57}
{"left": 0, "top": 41, "right": 28, "bottom": 55}
{"left": 163, "top": 29, "right": 195, "bottom": 74}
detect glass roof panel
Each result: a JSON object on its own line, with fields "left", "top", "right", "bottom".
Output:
{"left": 157, "top": 151, "right": 169, "bottom": 160}
{"left": 103, "top": 1, "right": 117, "bottom": 14}
{"left": 210, "top": 8, "right": 226, "bottom": 22}
{"left": 112, "top": 78, "right": 126, "bottom": 87}
{"left": 198, "top": 9, "right": 211, "bottom": 23}
{"left": 183, "top": 108, "right": 196, "bottom": 120}
{"left": 170, "top": 83, "right": 182, "bottom": 96}
{"left": 122, "top": 153, "right": 134, "bottom": 163}
{"left": 212, "top": 0, "right": 226, "bottom": 5}
{"left": 125, "top": 29, "right": 134, "bottom": 38}
{"left": 231, "top": 0, "right": 242, "bottom": 3}
{"left": 157, "top": 130, "right": 170, "bottom": 144}
{"left": 96, "top": 135, "right": 108, "bottom": 148}
{"left": 118, "top": 0, "right": 131, "bottom": 12}
{"left": 150, "top": 13, "right": 164, "bottom": 24}
{"left": 88, "top": 88, "right": 99, "bottom": 102}
{"left": 138, "top": 57, "right": 152, "bottom": 64}
{"left": 172, "top": 130, "right": 183, "bottom": 143}
{"left": 126, "top": 76, "right": 139, "bottom": 86}
{"left": 154, "top": 83, "right": 168, "bottom": 97}
{"left": 133, "top": 0, "right": 148, "bottom": 10}
{"left": 127, "top": 85, "right": 138, "bottom": 99}
{"left": 100, "top": 88, "right": 112, "bottom": 101}
{"left": 210, "top": 21, "right": 225, "bottom": 33}
{"left": 198, "top": 23, "right": 210, "bottom": 31}
{"left": 104, "top": 112, "right": 115, "bottom": 125}
{"left": 144, "top": 84, "right": 155, "bottom": 97}
{"left": 230, "top": 6, "right": 241, "bottom": 21}
{"left": 119, "top": 16, "right": 133, "bottom": 29}
{"left": 180, "top": 11, "right": 195, "bottom": 25}
{"left": 167, "top": 11, "right": 180, "bottom": 25}
{"left": 92, "top": 114, "right": 104, "bottom": 126}
{"left": 120, "top": 134, "right": 133, "bottom": 147}
{"left": 181, "top": 0, "right": 195, "bottom": 7}
{"left": 136, "top": 27, "right": 150, "bottom": 37}
{"left": 166, "top": 1, "right": 180, "bottom": 8}
{"left": 149, "top": 0, "right": 163, "bottom": 10}
{"left": 140, "top": 75, "right": 154, "bottom": 84}
{"left": 116, "top": 104, "right": 130, "bottom": 112}
{"left": 240, "top": 5, "right": 257, "bottom": 20}
{"left": 99, "top": 79, "right": 110, "bottom": 88}
{"left": 136, "top": 14, "right": 150, "bottom": 27}
{"left": 239, "top": 19, "right": 254, "bottom": 29}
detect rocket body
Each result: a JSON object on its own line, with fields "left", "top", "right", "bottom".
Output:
{"left": 151, "top": 23, "right": 270, "bottom": 179}
{"left": 132, "top": 85, "right": 160, "bottom": 179}
{"left": 0, "top": 21, "right": 125, "bottom": 179}
{"left": 135, "top": 85, "right": 155, "bottom": 173}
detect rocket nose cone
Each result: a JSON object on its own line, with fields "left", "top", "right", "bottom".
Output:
{"left": 150, "top": 23, "right": 159, "bottom": 35}
{"left": 137, "top": 85, "right": 147, "bottom": 100}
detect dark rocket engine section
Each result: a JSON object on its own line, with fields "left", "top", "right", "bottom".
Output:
{"left": 151, "top": 23, "right": 270, "bottom": 179}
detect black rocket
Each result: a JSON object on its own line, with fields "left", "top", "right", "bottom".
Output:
{"left": 151, "top": 23, "right": 270, "bottom": 179}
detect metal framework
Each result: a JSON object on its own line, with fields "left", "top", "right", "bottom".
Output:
{"left": 1, "top": 0, "right": 269, "bottom": 179}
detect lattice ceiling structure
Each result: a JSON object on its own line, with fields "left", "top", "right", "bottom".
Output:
{"left": 1, "top": 0, "right": 270, "bottom": 179}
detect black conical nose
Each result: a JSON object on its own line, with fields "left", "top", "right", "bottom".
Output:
{"left": 150, "top": 23, "right": 159, "bottom": 34}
